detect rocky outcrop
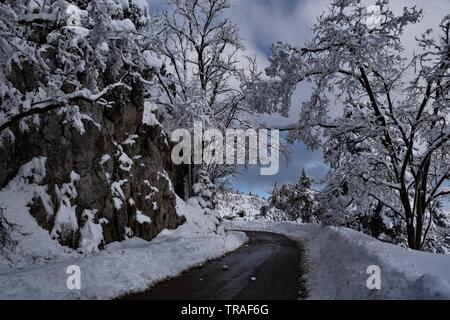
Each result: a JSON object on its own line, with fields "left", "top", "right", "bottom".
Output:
{"left": 0, "top": 88, "right": 187, "bottom": 250}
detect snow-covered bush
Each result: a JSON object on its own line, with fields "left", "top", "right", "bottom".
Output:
{"left": 259, "top": 205, "right": 289, "bottom": 222}
{"left": 192, "top": 168, "right": 217, "bottom": 214}
{"left": 265, "top": 171, "right": 320, "bottom": 223}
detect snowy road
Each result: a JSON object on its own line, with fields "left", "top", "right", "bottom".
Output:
{"left": 123, "top": 231, "right": 306, "bottom": 300}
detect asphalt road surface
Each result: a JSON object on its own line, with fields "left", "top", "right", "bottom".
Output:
{"left": 123, "top": 231, "right": 307, "bottom": 300}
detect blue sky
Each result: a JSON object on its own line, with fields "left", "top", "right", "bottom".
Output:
{"left": 149, "top": 0, "right": 449, "bottom": 197}
{"left": 226, "top": 138, "right": 328, "bottom": 197}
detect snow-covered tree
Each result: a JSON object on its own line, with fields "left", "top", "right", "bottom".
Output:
{"left": 151, "top": 0, "right": 264, "bottom": 185}
{"left": 267, "top": 170, "right": 319, "bottom": 223}
{"left": 254, "top": 0, "right": 450, "bottom": 250}
{"left": 297, "top": 171, "right": 319, "bottom": 223}
{"left": 0, "top": 0, "right": 156, "bottom": 140}
{"left": 192, "top": 167, "right": 217, "bottom": 213}
{"left": 154, "top": 0, "right": 257, "bottom": 129}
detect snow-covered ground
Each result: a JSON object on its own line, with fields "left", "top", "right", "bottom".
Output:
{"left": 227, "top": 220, "right": 450, "bottom": 299}
{"left": 3, "top": 164, "right": 450, "bottom": 300}
{"left": 0, "top": 195, "right": 247, "bottom": 299}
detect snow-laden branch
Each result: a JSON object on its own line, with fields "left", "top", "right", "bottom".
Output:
{"left": 249, "top": 0, "right": 449, "bottom": 249}
{"left": 0, "top": 82, "right": 131, "bottom": 134}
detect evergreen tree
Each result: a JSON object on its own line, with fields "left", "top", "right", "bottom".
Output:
{"left": 265, "top": 170, "right": 319, "bottom": 223}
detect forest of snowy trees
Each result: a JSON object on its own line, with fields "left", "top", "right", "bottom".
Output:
{"left": 255, "top": 0, "right": 450, "bottom": 252}
{"left": 0, "top": 0, "right": 449, "bottom": 257}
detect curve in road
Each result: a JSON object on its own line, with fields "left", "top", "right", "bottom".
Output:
{"left": 123, "top": 231, "right": 307, "bottom": 300}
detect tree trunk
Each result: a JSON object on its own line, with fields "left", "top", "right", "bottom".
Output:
{"left": 413, "top": 158, "right": 431, "bottom": 250}
{"left": 406, "top": 222, "right": 416, "bottom": 249}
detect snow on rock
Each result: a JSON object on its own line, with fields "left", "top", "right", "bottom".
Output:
{"left": 114, "top": 142, "right": 133, "bottom": 172}
{"left": 99, "top": 154, "right": 111, "bottom": 165}
{"left": 60, "top": 106, "right": 100, "bottom": 135}
{"left": 157, "top": 170, "right": 174, "bottom": 192}
{"left": 18, "top": 156, "right": 47, "bottom": 184}
{"left": 145, "top": 187, "right": 159, "bottom": 200}
{"left": 0, "top": 158, "right": 77, "bottom": 272}
{"left": 118, "top": 152, "right": 133, "bottom": 172}
{"left": 78, "top": 210, "right": 107, "bottom": 254}
{"left": 50, "top": 171, "right": 80, "bottom": 240}
{"left": 136, "top": 210, "right": 151, "bottom": 224}
{"left": 111, "top": 180, "right": 127, "bottom": 210}
{"left": 0, "top": 197, "right": 247, "bottom": 299}
{"left": 227, "top": 220, "right": 450, "bottom": 300}
{"left": 122, "top": 134, "right": 139, "bottom": 146}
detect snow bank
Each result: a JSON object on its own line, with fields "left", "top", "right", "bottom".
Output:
{"left": 0, "top": 196, "right": 246, "bottom": 299}
{"left": 227, "top": 221, "right": 450, "bottom": 300}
